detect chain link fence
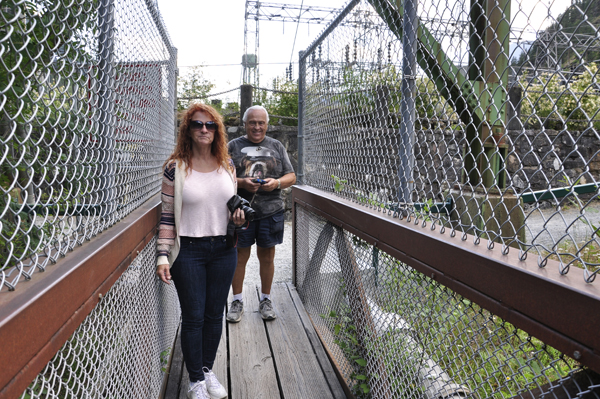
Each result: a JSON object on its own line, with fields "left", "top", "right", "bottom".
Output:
{"left": 300, "top": 0, "right": 600, "bottom": 284}
{"left": 295, "top": 206, "right": 594, "bottom": 398}
{"left": 20, "top": 237, "right": 181, "bottom": 399}
{"left": 0, "top": 0, "right": 177, "bottom": 292}
{"left": 0, "top": 0, "right": 181, "bottom": 396}
{"left": 297, "top": 0, "right": 600, "bottom": 397}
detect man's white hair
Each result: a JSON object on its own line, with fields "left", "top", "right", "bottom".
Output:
{"left": 242, "top": 105, "right": 269, "bottom": 124}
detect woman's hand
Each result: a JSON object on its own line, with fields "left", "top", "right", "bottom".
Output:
{"left": 232, "top": 208, "right": 246, "bottom": 226}
{"left": 156, "top": 264, "right": 171, "bottom": 284}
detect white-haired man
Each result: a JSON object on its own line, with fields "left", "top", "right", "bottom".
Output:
{"left": 226, "top": 105, "right": 296, "bottom": 322}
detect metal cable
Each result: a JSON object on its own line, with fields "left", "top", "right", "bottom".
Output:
{"left": 179, "top": 86, "right": 241, "bottom": 100}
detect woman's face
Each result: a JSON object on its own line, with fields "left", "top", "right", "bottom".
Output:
{"left": 189, "top": 111, "right": 216, "bottom": 149}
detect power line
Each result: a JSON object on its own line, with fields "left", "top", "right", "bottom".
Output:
{"left": 288, "top": 0, "right": 305, "bottom": 78}
{"left": 243, "top": 1, "right": 348, "bottom": 87}
{"left": 179, "top": 61, "right": 299, "bottom": 68}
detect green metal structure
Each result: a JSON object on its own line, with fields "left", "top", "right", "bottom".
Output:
{"left": 368, "top": 0, "right": 511, "bottom": 189}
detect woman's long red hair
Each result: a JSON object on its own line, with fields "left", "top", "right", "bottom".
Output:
{"left": 166, "top": 103, "right": 232, "bottom": 173}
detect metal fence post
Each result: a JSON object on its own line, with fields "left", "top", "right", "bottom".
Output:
{"left": 507, "top": 86, "right": 523, "bottom": 130}
{"left": 98, "top": 0, "right": 116, "bottom": 219}
{"left": 298, "top": 50, "right": 305, "bottom": 186}
{"left": 398, "top": 0, "right": 418, "bottom": 204}
{"left": 173, "top": 48, "right": 179, "bottom": 140}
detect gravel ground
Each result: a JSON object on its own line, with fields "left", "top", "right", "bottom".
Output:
{"left": 241, "top": 221, "right": 294, "bottom": 288}
{"left": 524, "top": 202, "right": 600, "bottom": 249}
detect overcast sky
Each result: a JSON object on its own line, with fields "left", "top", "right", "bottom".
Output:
{"left": 155, "top": 0, "right": 349, "bottom": 103}
{"left": 154, "top": 0, "right": 572, "bottom": 103}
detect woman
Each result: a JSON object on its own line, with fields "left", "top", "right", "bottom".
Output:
{"left": 156, "top": 103, "right": 244, "bottom": 399}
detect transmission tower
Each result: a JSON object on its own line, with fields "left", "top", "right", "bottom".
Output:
{"left": 243, "top": 1, "right": 475, "bottom": 87}
{"left": 243, "top": 1, "right": 346, "bottom": 87}
{"left": 531, "top": 30, "right": 600, "bottom": 71}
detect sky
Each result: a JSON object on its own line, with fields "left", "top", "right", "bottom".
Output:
{"left": 155, "top": 0, "right": 349, "bottom": 103}
{"left": 154, "top": 0, "right": 573, "bottom": 104}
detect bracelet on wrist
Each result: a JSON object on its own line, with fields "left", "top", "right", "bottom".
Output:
{"left": 276, "top": 179, "right": 281, "bottom": 189}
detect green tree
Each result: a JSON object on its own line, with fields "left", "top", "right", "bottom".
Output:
{"left": 1, "top": 0, "right": 99, "bottom": 272}
{"left": 305, "top": 65, "right": 456, "bottom": 128}
{"left": 520, "top": 63, "right": 600, "bottom": 130}
{"left": 265, "top": 78, "right": 299, "bottom": 126}
{"left": 515, "top": 0, "right": 600, "bottom": 68}
{"left": 177, "top": 66, "right": 215, "bottom": 111}
{"left": 221, "top": 102, "right": 240, "bottom": 125}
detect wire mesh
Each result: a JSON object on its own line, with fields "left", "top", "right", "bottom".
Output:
{"left": 300, "top": 0, "right": 600, "bottom": 283}
{"left": 20, "top": 237, "right": 181, "bottom": 399}
{"left": 0, "top": 0, "right": 177, "bottom": 291}
{"left": 295, "top": 204, "right": 597, "bottom": 399}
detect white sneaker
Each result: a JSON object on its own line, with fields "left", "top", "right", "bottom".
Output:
{"left": 226, "top": 300, "right": 244, "bottom": 323}
{"left": 187, "top": 380, "right": 210, "bottom": 399}
{"left": 203, "top": 367, "right": 228, "bottom": 399}
{"left": 259, "top": 298, "right": 277, "bottom": 320}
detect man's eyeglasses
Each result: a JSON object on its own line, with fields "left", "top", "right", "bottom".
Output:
{"left": 190, "top": 120, "right": 217, "bottom": 131}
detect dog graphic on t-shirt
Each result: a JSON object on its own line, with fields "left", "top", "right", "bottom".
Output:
{"left": 240, "top": 146, "right": 277, "bottom": 179}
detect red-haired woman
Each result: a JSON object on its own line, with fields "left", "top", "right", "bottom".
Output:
{"left": 156, "top": 103, "right": 244, "bottom": 399}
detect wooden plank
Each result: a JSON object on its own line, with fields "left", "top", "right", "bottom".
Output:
{"left": 212, "top": 312, "right": 228, "bottom": 392}
{"left": 164, "top": 328, "right": 184, "bottom": 399}
{"left": 265, "top": 284, "right": 336, "bottom": 399}
{"left": 304, "top": 313, "right": 355, "bottom": 399}
{"left": 229, "top": 285, "right": 281, "bottom": 398}
{"left": 175, "top": 320, "right": 227, "bottom": 399}
{"left": 285, "top": 283, "right": 349, "bottom": 399}
{"left": 179, "top": 365, "right": 190, "bottom": 399}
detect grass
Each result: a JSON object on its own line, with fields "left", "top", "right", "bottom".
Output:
{"left": 534, "top": 216, "right": 600, "bottom": 278}
{"left": 546, "top": 240, "right": 600, "bottom": 275}
{"left": 385, "top": 259, "right": 580, "bottom": 399}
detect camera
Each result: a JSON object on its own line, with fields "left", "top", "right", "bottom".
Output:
{"left": 227, "top": 194, "right": 256, "bottom": 222}
{"left": 253, "top": 178, "right": 266, "bottom": 184}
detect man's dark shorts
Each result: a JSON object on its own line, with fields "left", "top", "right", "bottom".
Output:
{"left": 237, "top": 210, "right": 285, "bottom": 248}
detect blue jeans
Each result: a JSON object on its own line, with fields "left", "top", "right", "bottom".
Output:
{"left": 170, "top": 236, "right": 237, "bottom": 383}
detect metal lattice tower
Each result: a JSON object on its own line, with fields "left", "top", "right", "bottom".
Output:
{"left": 242, "top": 1, "right": 470, "bottom": 87}
{"left": 534, "top": 30, "right": 600, "bottom": 70}
{"left": 243, "top": 1, "right": 343, "bottom": 87}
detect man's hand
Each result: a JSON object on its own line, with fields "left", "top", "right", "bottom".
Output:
{"left": 156, "top": 264, "right": 171, "bottom": 284}
{"left": 259, "top": 178, "right": 279, "bottom": 192}
{"left": 239, "top": 177, "right": 262, "bottom": 193}
{"left": 261, "top": 173, "right": 295, "bottom": 192}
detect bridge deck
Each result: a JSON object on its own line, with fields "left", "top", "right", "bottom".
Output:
{"left": 163, "top": 282, "right": 348, "bottom": 399}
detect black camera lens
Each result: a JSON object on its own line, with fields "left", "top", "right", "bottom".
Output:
{"left": 241, "top": 205, "right": 255, "bottom": 221}
{"left": 227, "top": 194, "right": 256, "bottom": 222}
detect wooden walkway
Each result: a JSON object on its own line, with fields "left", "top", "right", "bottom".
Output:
{"left": 163, "top": 283, "right": 348, "bottom": 399}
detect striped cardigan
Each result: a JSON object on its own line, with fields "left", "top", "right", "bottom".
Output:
{"left": 156, "top": 159, "right": 237, "bottom": 267}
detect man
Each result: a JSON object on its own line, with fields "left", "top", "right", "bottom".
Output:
{"left": 226, "top": 105, "right": 296, "bottom": 322}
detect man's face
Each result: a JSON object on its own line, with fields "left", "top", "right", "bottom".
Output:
{"left": 245, "top": 109, "right": 268, "bottom": 143}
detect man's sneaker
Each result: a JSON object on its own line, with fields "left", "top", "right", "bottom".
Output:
{"left": 187, "top": 381, "right": 210, "bottom": 399}
{"left": 226, "top": 300, "right": 244, "bottom": 323}
{"left": 259, "top": 298, "right": 277, "bottom": 320}
{"left": 203, "top": 367, "right": 228, "bottom": 399}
